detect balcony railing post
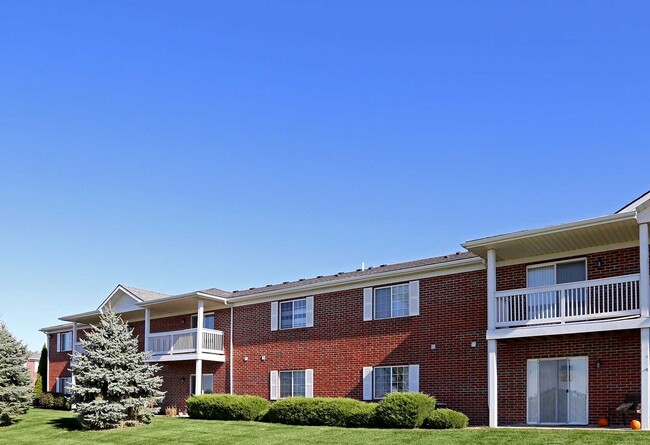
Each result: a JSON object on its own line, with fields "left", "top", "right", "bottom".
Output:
{"left": 487, "top": 249, "right": 497, "bottom": 330}
{"left": 560, "top": 290, "right": 566, "bottom": 324}
{"left": 144, "top": 308, "right": 151, "bottom": 353}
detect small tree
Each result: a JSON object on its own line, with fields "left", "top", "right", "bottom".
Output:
{"left": 37, "top": 344, "right": 47, "bottom": 393}
{"left": 0, "top": 321, "right": 32, "bottom": 426}
{"left": 70, "top": 311, "right": 165, "bottom": 429}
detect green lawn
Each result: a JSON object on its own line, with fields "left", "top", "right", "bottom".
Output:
{"left": 3, "top": 409, "right": 650, "bottom": 445}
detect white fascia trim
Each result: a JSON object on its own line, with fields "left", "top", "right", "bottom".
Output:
{"left": 495, "top": 240, "right": 640, "bottom": 268}
{"left": 486, "top": 317, "right": 650, "bottom": 340}
{"left": 228, "top": 257, "right": 484, "bottom": 307}
{"left": 462, "top": 212, "right": 637, "bottom": 250}
{"left": 58, "top": 310, "right": 102, "bottom": 323}
{"left": 97, "top": 284, "right": 143, "bottom": 311}
{"left": 137, "top": 292, "right": 228, "bottom": 307}
{"left": 145, "top": 352, "right": 226, "bottom": 363}
{"left": 40, "top": 323, "right": 91, "bottom": 334}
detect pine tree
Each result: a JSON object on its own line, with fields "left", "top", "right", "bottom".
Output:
{"left": 70, "top": 311, "right": 165, "bottom": 429}
{"left": 0, "top": 321, "right": 32, "bottom": 426}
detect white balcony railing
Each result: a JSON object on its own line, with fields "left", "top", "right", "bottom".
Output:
{"left": 148, "top": 328, "right": 224, "bottom": 355}
{"left": 494, "top": 274, "right": 641, "bottom": 328}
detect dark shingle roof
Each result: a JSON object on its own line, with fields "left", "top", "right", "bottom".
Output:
{"left": 122, "top": 285, "right": 171, "bottom": 302}
{"left": 228, "top": 251, "right": 478, "bottom": 298}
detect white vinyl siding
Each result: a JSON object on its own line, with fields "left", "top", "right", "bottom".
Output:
{"left": 57, "top": 332, "right": 73, "bottom": 352}
{"left": 190, "top": 374, "right": 214, "bottom": 395}
{"left": 271, "top": 369, "right": 314, "bottom": 399}
{"left": 370, "top": 365, "right": 420, "bottom": 399}
{"left": 371, "top": 281, "right": 419, "bottom": 320}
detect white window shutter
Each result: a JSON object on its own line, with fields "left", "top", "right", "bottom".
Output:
{"left": 271, "top": 302, "right": 279, "bottom": 331}
{"left": 56, "top": 333, "right": 61, "bottom": 352}
{"left": 305, "top": 296, "right": 314, "bottom": 328}
{"left": 409, "top": 280, "right": 420, "bottom": 316}
{"left": 362, "top": 367, "right": 373, "bottom": 400}
{"left": 270, "top": 370, "right": 279, "bottom": 400}
{"left": 363, "top": 288, "right": 373, "bottom": 321}
{"left": 409, "top": 365, "right": 420, "bottom": 393}
{"left": 305, "top": 369, "right": 314, "bottom": 398}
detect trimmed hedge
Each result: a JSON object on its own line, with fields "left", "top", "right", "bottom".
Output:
{"left": 374, "top": 392, "right": 436, "bottom": 429}
{"left": 186, "top": 394, "right": 269, "bottom": 421}
{"left": 263, "top": 397, "right": 377, "bottom": 428}
{"left": 424, "top": 408, "right": 469, "bottom": 429}
{"left": 38, "top": 392, "right": 70, "bottom": 410}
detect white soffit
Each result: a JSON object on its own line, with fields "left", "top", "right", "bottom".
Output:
{"left": 462, "top": 213, "right": 639, "bottom": 261}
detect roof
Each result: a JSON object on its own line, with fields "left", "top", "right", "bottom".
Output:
{"left": 121, "top": 285, "right": 170, "bottom": 302}
{"left": 228, "top": 251, "right": 478, "bottom": 298}
{"left": 29, "top": 351, "right": 41, "bottom": 360}
{"left": 617, "top": 190, "right": 650, "bottom": 214}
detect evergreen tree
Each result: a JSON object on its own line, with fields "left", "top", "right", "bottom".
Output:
{"left": 70, "top": 311, "right": 165, "bottom": 429}
{"left": 0, "top": 321, "right": 32, "bottom": 426}
{"left": 37, "top": 344, "right": 47, "bottom": 393}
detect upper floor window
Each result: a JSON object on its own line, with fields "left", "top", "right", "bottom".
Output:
{"left": 363, "top": 281, "right": 419, "bottom": 321}
{"left": 191, "top": 313, "right": 215, "bottom": 330}
{"left": 280, "top": 299, "right": 307, "bottom": 329}
{"left": 270, "top": 297, "right": 314, "bottom": 331}
{"left": 57, "top": 332, "right": 73, "bottom": 352}
{"left": 527, "top": 259, "right": 587, "bottom": 288}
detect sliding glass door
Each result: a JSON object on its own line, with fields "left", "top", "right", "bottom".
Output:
{"left": 527, "top": 357, "right": 588, "bottom": 425}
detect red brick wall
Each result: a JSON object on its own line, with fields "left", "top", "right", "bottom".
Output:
{"left": 232, "top": 270, "right": 490, "bottom": 425}
{"left": 48, "top": 334, "right": 72, "bottom": 391}
{"left": 496, "top": 246, "right": 640, "bottom": 291}
{"left": 498, "top": 330, "right": 640, "bottom": 426}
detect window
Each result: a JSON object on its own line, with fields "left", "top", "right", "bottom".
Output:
{"left": 279, "top": 370, "right": 306, "bottom": 398}
{"left": 280, "top": 299, "right": 307, "bottom": 329}
{"left": 374, "top": 284, "right": 409, "bottom": 319}
{"left": 58, "top": 332, "right": 73, "bottom": 352}
{"left": 56, "top": 377, "right": 72, "bottom": 395}
{"left": 373, "top": 366, "right": 409, "bottom": 399}
{"left": 191, "top": 313, "right": 215, "bottom": 330}
{"left": 527, "top": 259, "right": 587, "bottom": 287}
{"left": 190, "top": 374, "right": 214, "bottom": 395}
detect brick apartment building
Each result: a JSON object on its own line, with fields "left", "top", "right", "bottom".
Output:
{"left": 42, "top": 191, "right": 650, "bottom": 427}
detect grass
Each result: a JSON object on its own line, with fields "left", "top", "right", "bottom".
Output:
{"left": 3, "top": 409, "right": 650, "bottom": 445}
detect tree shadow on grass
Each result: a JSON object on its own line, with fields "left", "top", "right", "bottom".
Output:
{"left": 48, "top": 416, "right": 83, "bottom": 431}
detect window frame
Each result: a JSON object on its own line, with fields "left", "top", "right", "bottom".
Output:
{"left": 57, "top": 377, "right": 72, "bottom": 395}
{"left": 190, "top": 312, "right": 215, "bottom": 330}
{"left": 59, "top": 332, "right": 73, "bottom": 352}
{"left": 373, "top": 284, "right": 410, "bottom": 320}
{"left": 526, "top": 258, "right": 588, "bottom": 288}
{"left": 189, "top": 373, "right": 214, "bottom": 395}
{"left": 279, "top": 298, "right": 307, "bottom": 330}
{"left": 278, "top": 370, "right": 306, "bottom": 398}
{"left": 372, "top": 365, "right": 410, "bottom": 400}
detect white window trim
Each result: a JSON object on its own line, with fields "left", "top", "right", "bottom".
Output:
{"left": 372, "top": 365, "right": 412, "bottom": 400}
{"left": 279, "top": 370, "right": 307, "bottom": 398}
{"left": 190, "top": 373, "right": 214, "bottom": 395}
{"left": 373, "top": 284, "right": 410, "bottom": 320}
{"left": 279, "top": 298, "right": 308, "bottom": 330}
{"left": 526, "top": 258, "right": 588, "bottom": 287}
{"left": 191, "top": 312, "right": 215, "bottom": 329}
{"left": 58, "top": 332, "right": 73, "bottom": 352}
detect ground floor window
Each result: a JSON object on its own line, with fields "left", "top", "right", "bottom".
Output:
{"left": 373, "top": 365, "right": 409, "bottom": 399}
{"left": 527, "top": 356, "right": 588, "bottom": 425}
{"left": 190, "top": 373, "right": 214, "bottom": 395}
{"left": 56, "top": 377, "right": 72, "bottom": 395}
{"left": 280, "top": 370, "right": 305, "bottom": 398}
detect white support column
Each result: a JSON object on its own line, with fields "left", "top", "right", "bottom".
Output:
{"left": 144, "top": 308, "right": 151, "bottom": 353}
{"left": 487, "top": 249, "right": 498, "bottom": 427}
{"left": 71, "top": 322, "right": 78, "bottom": 384}
{"left": 195, "top": 299, "right": 205, "bottom": 395}
{"left": 640, "top": 223, "right": 649, "bottom": 318}
{"left": 488, "top": 339, "right": 498, "bottom": 427}
{"left": 487, "top": 249, "right": 497, "bottom": 330}
{"left": 642, "top": 328, "right": 650, "bottom": 430}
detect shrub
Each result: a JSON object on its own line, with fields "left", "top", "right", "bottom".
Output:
{"left": 374, "top": 392, "right": 436, "bottom": 429}
{"left": 424, "top": 408, "right": 469, "bottom": 429}
{"left": 186, "top": 394, "right": 269, "bottom": 421}
{"left": 263, "top": 397, "right": 376, "bottom": 428}
{"left": 33, "top": 375, "right": 43, "bottom": 400}
{"left": 39, "top": 392, "right": 70, "bottom": 411}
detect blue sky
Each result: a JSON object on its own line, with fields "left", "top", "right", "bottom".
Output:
{"left": 1, "top": 1, "right": 648, "bottom": 350}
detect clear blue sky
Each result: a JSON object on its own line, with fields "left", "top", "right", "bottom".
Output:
{"left": 1, "top": 1, "right": 648, "bottom": 350}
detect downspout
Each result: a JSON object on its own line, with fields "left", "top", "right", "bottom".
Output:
{"left": 230, "top": 306, "right": 234, "bottom": 394}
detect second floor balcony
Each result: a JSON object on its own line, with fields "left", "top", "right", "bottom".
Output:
{"left": 146, "top": 327, "right": 225, "bottom": 362}
{"left": 493, "top": 274, "right": 641, "bottom": 329}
